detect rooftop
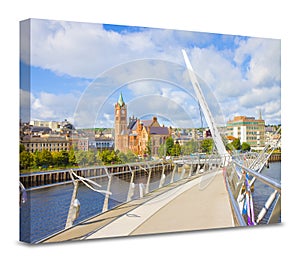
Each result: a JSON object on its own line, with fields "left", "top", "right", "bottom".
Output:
{"left": 149, "top": 126, "right": 169, "bottom": 135}
{"left": 228, "top": 115, "right": 265, "bottom": 123}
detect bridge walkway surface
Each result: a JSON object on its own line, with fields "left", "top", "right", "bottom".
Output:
{"left": 42, "top": 168, "right": 235, "bottom": 243}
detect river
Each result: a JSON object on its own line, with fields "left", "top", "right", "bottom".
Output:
{"left": 252, "top": 161, "right": 281, "bottom": 224}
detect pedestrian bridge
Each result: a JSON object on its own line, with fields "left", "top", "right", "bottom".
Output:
{"left": 40, "top": 166, "right": 234, "bottom": 242}
{"left": 30, "top": 150, "right": 281, "bottom": 243}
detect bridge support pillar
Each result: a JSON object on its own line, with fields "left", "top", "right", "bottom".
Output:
{"left": 145, "top": 165, "right": 152, "bottom": 194}
{"left": 196, "top": 164, "right": 201, "bottom": 174}
{"left": 170, "top": 164, "right": 177, "bottom": 184}
{"left": 180, "top": 167, "right": 186, "bottom": 179}
{"left": 102, "top": 173, "right": 112, "bottom": 213}
{"left": 65, "top": 179, "right": 79, "bottom": 229}
{"left": 188, "top": 163, "right": 193, "bottom": 177}
{"left": 159, "top": 163, "right": 166, "bottom": 188}
{"left": 127, "top": 166, "right": 135, "bottom": 202}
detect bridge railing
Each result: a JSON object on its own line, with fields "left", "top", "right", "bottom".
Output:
{"left": 63, "top": 155, "right": 226, "bottom": 229}
{"left": 224, "top": 156, "right": 281, "bottom": 226}
{"left": 21, "top": 154, "right": 226, "bottom": 241}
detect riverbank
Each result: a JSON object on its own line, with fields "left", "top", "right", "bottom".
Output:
{"left": 269, "top": 152, "right": 281, "bottom": 162}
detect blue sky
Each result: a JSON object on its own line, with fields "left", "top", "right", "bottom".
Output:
{"left": 20, "top": 18, "right": 281, "bottom": 128}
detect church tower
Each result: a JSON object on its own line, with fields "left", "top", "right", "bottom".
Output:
{"left": 114, "top": 92, "right": 128, "bottom": 151}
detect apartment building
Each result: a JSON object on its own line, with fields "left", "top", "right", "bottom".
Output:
{"left": 22, "top": 136, "right": 71, "bottom": 153}
{"left": 227, "top": 115, "right": 265, "bottom": 147}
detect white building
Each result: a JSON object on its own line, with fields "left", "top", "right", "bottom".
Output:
{"left": 89, "top": 138, "right": 114, "bottom": 151}
{"left": 227, "top": 115, "right": 265, "bottom": 148}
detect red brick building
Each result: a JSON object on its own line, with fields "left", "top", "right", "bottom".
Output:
{"left": 114, "top": 93, "right": 171, "bottom": 156}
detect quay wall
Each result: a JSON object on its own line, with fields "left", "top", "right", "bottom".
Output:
{"left": 269, "top": 153, "right": 281, "bottom": 162}
{"left": 20, "top": 162, "right": 173, "bottom": 189}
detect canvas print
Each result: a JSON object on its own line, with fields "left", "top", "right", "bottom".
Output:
{"left": 19, "top": 18, "right": 281, "bottom": 244}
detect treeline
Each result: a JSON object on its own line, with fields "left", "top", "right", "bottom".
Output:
{"left": 157, "top": 137, "right": 214, "bottom": 157}
{"left": 156, "top": 137, "right": 250, "bottom": 157}
{"left": 226, "top": 138, "right": 251, "bottom": 152}
{"left": 19, "top": 137, "right": 223, "bottom": 172}
{"left": 20, "top": 146, "right": 94, "bottom": 171}
{"left": 19, "top": 145, "right": 140, "bottom": 172}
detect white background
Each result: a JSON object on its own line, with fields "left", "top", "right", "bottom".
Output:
{"left": 0, "top": 1, "right": 299, "bottom": 261}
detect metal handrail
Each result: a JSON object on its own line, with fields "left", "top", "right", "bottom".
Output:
{"left": 232, "top": 160, "right": 281, "bottom": 193}
{"left": 224, "top": 177, "right": 247, "bottom": 226}
{"left": 62, "top": 155, "right": 221, "bottom": 233}
{"left": 21, "top": 160, "right": 173, "bottom": 191}
{"left": 224, "top": 154, "right": 281, "bottom": 226}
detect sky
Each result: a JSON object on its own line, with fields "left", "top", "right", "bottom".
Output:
{"left": 20, "top": 18, "right": 281, "bottom": 128}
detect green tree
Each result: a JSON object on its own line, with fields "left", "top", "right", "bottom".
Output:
{"left": 201, "top": 139, "right": 213, "bottom": 153}
{"left": 20, "top": 144, "right": 25, "bottom": 153}
{"left": 181, "top": 139, "right": 199, "bottom": 155}
{"left": 52, "top": 150, "right": 69, "bottom": 167}
{"left": 75, "top": 150, "right": 88, "bottom": 166}
{"left": 60, "top": 150, "right": 69, "bottom": 166}
{"left": 126, "top": 150, "right": 138, "bottom": 162}
{"left": 52, "top": 151, "right": 61, "bottom": 167}
{"left": 171, "top": 143, "right": 181, "bottom": 156}
{"left": 68, "top": 147, "right": 77, "bottom": 165}
{"left": 145, "top": 138, "right": 152, "bottom": 157}
{"left": 35, "top": 149, "right": 53, "bottom": 168}
{"left": 165, "top": 137, "right": 174, "bottom": 156}
{"left": 33, "top": 151, "right": 41, "bottom": 167}
{"left": 231, "top": 138, "right": 241, "bottom": 150}
{"left": 99, "top": 150, "right": 120, "bottom": 165}
{"left": 118, "top": 151, "right": 127, "bottom": 163}
{"left": 20, "top": 151, "right": 34, "bottom": 170}
{"left": 226, "top": 142, "right": 234, "bottom": 151}
{"left": 241, "top": 142, "right": 251, "bottom": 152}
{"left": 118, "top": 150, "right": 138, "bottom": 163}
{"left": 87, "top": 150, "right": 97, "bottom": 165}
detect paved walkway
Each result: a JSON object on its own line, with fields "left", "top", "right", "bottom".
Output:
{"left": 131, "top": 170, "right": 234, "bottom": 235}
{"left": 87, "top": 169, "right": 234, "bottom": 239}
{"left": 42, "top": 169, "right": 235, "bottom": 243}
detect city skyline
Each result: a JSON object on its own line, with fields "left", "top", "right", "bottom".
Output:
{"left": 20, "top": 19, "right": 281, "bottom": 128}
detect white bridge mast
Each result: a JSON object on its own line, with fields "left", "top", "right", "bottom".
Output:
{"left": 182, "top": 50, "right": 230, "bottom": 164}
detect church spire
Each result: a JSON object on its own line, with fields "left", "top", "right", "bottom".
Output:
{"left": 118, "top": 92, "right": 125, "bottom": 107}
{"left": 259, "top": 109, "right": 262, "bottom": 120}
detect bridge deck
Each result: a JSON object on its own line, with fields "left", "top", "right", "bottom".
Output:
{"left": 42, "top": 169, "right": 235, "bottom": 243}
{"left": 131, "top": 169, "right": 234, "bottom": 236}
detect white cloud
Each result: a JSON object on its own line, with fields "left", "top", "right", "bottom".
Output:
{"left": 24, "top": 19, "right": 281, "bottom": 125}
{"left": 238, "top": 86, "right": 280, "bottom": 108}
{"left": 234, "top": 37, "right": 281, "bottom": 86}
{"left": 30, "top": 91, "right": 79, "bottom": 122}
{"left": 27, "top": 19, "right": 183, "bottom": 79}
{"left": 264, "top": 100, "right": 281, "bottom": 115}
{"left": 126, "top": 94, "right": 198, "bottom": 127}
{"left": 189, "top": 47, "right": 251, "bottom": 100}
{"left": 186, "top": 39, "right": 281, "bottom": 124}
